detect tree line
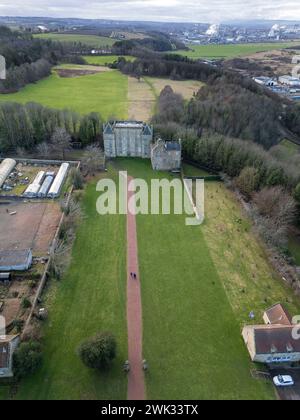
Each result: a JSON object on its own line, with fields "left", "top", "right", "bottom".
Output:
{"left": 0, "top": 59, "right": 52, "bottom": 93}
{"left": 0, "top": 102, "right": 103, "bottom": 153}
{"left": 0, "top": 26, "right": 90, "bottom": 92}
{"left": 153, "top": 87, "right": 300, "bottom": 253}
{"left": 118, "top": 54, "right": 300, "bottom": 150}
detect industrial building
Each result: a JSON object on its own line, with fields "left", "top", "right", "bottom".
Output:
{"left": 0, "top": 159, "right": 16, "bottom": 189}
{"left": 103, "top": 121, "right": 153, "bottom": 158}
{"left": 0, "top": 249, "right": 32, "bottom": 272}
{"left": 253, "top": 77, "right": 277, "bottom": 87}
{"left": 279, "top": 75, "right": 300, "bottom": 87}
{"left": 151, "top": 139, "right": 182, "bottom": 171}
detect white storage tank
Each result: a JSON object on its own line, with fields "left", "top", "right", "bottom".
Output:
{"left": 48, "top": 163, "right": 70, "bottom": 199}
{"left": 0, "top": 159, "right": 17, "bottom": 189}
{"left": 38, "top": 176, "right": 54, "bottom": 198}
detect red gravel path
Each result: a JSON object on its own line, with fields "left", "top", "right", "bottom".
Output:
{"left": 127, "top": 176, "right": 146, "bottom": 400}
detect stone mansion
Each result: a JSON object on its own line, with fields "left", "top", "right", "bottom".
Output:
{"left": 103, "top": 121, "right": 153, "bottom": 158}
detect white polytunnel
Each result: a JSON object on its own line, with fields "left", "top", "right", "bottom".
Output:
{"left": 48, "top": 163, "right": 70, "bottom": 199}
{"left": 0, "top": 158, "right": 17, "bottom": 189}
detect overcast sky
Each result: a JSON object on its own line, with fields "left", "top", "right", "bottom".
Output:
{"left": 0, "top": 0, "right": 300, "bottom": 23}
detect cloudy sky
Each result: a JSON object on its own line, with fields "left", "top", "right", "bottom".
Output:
{"left": 0, "top": 0, "right": 300, "bottom": 23}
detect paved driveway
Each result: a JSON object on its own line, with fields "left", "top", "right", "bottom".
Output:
{"left": 271, "top": 369, "right": 300, "bottom": 400}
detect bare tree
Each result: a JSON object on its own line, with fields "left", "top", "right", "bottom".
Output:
{"left": 51, "top": 127, "right": 71, "bottom": 160}
{"left": 81, "top": 145, "right": 105, "bottom": 176}
{"left": 253, "top": 187, "right": 297, "bottom": 228}
{"left": 36, "top": 142, "right": 52, "bottom": 159}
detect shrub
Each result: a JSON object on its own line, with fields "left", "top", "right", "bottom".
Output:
{"left": 21, "top": 297, "right": 32, "bottom": 309}
{"left": 70, "top": 168, "right": 84, "bottom": 190}
{"left": 78, "top": 332, "right": 117, "bottom": 371}
{"left": 13, "top": 319, "right": 24, "bottom": 334}
{"left": 235, "top": 166, "right": 260, "bottom": 198}
{"left": 13, "top": 341, "right": 42, "bottom": 379}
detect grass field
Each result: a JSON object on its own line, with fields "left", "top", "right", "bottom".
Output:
{"left": 128, "top": 77, "right": 155, "bottom": 122}
{"left": 0, "top": 68, "right": 128, "bottom": 119}
{"left": 3, "top": 160, "right": 299, "bottom": 400}
{"left": 281, "top": 139, "right": 300, "bottom": 154}
{"left": 289, "top": 235, "right": 300, "bottom": 266}
{"left": 113, "top": 159, "right": 277, "bottom": 400}
{"left": 34, "top": 33, "right": 115, "bottom": 47}
{"left": 176, "top": 42, "right": 298, "bottom": 60}
{"left": 84, "top": 55, "right": 135, "bottom": 65}
{"left": 14, "top": 169, "right": 127, "bottom": 400}
{"left": 145, "top": 77, "right": 204, "bottom": 100}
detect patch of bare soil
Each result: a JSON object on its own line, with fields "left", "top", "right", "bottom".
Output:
{"left": 56, "top": 68, "right": 100, "bottom": 78}
{"left": 0, "top": 201, "right": 61, "bottom": 255}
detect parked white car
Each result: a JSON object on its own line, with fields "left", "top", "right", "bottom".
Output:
{"left": 273, "top": 375, "right": 294, "bottom": 387}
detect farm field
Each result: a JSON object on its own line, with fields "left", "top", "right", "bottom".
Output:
{"left": 128, "top": 77, "right": 155, "bottom": 122}
{"left": 84, "top": 55, "right": 135, "bottom": 65}
{"left": 34, "top": 33, "right": 115, "bottom": 47}
{"left": 145, "top": 77, "right": 204, "bottom": 100}
{"left": 176, "top": 42, "right": 298, "bottom": 59}
{"left": 0, "top": 67, "right": 128, "bottom": 119}
{"left": 14, "top": 169, "right": 127, "bottom": 400}
{"left": 114, "top": 159, "right": 276, "bottom": 400}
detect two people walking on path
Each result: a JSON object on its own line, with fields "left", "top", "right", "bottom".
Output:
{"left": 123, "top": 359, "right": 149, "bottom": 373}
{"left": 130, "top": 272, "right": 137, "bottom": 280}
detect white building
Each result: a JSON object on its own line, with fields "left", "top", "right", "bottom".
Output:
{"left": 279, "top": 75, "right": 300, "bottom": 87}
{"left": 253, "top": 77, "right": 277, "bottom": 87}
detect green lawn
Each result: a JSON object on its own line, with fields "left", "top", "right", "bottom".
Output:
{"left": 281, "top": 139, "right": 300, "bottom": 154}
{"left": 5, "top": 159, "right": 299, "bottom": 400}
{"left": 0, "top": 68, "right": 128, "bottom": 119}
{"left": 114, "top": 159, "right": 275, "bottom": 400}
{"left": 289, "top": 235, "right": 300, "bottom": 266}
{"left": 176, "top": 42, "right": 299, "bottom": 59}
{"left": 182, "top": 162, "right": 209, "bottom": 177}
{"left": 14, "top": 169, "right": 127, "bottom": 400}
{"left": 34, "top": 33, "right": 115, "bottom": 47}
{"left": 84, "top": 55, "right": 135, "bottom": 66}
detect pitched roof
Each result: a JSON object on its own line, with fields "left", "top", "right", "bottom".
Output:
{"left": 103, "top": 123, "right": 113, "bottom": 135}
{"left": 0, "top": 342, "right": 9, "bottom": 369}
{"left": 142, "top": 125, "right": 152, "bottom": 136}
{"left": 253, "top": 326, "right": 300, "bottom": 354}
{"left": 264, "top": 303, "right": 292, "bottom": 326}
{"left": 0, "top": 335, "right": 18, "bottom": 369}
{"left": 165, "top": 142, "right": 181, "bottom": 151}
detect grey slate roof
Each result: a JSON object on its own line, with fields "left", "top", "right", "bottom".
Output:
{"left": 165, "top": 142, "right": 181, "bottom": 151}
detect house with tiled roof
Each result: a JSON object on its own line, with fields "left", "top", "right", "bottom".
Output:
{"left": 242, "top": 304, "right": 300, "bottom": 365}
